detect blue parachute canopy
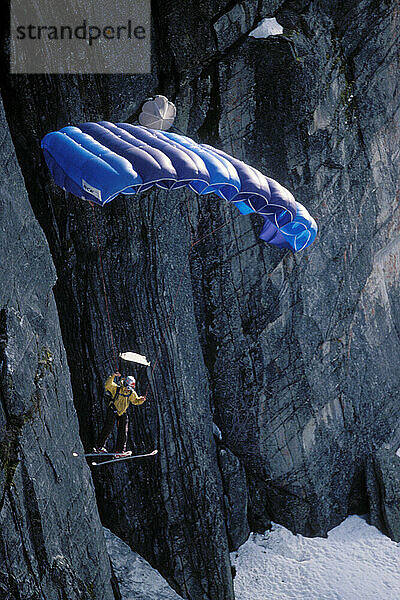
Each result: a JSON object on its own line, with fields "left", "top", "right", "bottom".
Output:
{"left": 41, "top": 122, "right": 317, "bottom": 251}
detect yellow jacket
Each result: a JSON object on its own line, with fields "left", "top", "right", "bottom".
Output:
{"left": 105, "top": 375, "right": 146, "bottom": 416}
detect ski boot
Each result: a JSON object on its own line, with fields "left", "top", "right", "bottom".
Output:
{"left": 114, "top": 450, "right": 132, "bottom": 459}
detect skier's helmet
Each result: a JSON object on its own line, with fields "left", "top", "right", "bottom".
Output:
{"left": 125, "top": 375, "right": 136, "bottom": 388}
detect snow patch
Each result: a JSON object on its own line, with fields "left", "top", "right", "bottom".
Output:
{"left": 105, "top": 515, "right": 400, "bottom": 600}
{"left": 213, "top": 422, "right": 223, "bottom": 440}
{"left": 104, "top": 528, "right": 183, "bottom": 600}
{"left": 231, "top": 516, "right": 400, "bottom": 600}
{"left": 249, "top": 18, "right": 283, "bottom": 39}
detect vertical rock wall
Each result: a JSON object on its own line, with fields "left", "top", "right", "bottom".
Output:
{"left": 201, "top": 0, "right": 400, "bottom": 538}
{"left": 0, "top": 71, "right": 235, "bottom": 598}
{"left": 0, "top": 1, "right": 399, "bottom": 599}
{"left": 0, "top": 96, "right": 117, "bottom": 599}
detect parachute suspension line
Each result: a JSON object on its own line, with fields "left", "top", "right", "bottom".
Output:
{"left": 89, "top": 202, "right": 119, "bottom": 373}
{"left": 144, "top": 197, "right": 235, "bottom": 399}
{"left": 190, "top": 214, "right": 235, "bottom": 248}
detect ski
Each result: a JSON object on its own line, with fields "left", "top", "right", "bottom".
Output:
{"left": 91, "top": 449, "right": 158, "bottom": 466}
{"left": 72, "top": 451, "right": 121, "bottom": 458}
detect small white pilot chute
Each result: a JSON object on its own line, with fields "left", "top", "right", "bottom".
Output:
{"left": 138, "top": 95, "right": 176, "bottom": 130}
{"left": 119, "top": 352, "right": 151, "bottom": 366}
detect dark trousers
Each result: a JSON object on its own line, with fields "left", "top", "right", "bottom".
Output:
{"left": 97, "top": 404, "right": 129, "bottom": 452}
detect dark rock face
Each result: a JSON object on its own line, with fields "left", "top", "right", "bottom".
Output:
{"left": 0, "top": 70, "right": 235, "bottom": 597}
{"left": 206, "top": 0, "right": 400, "bottom": 540}
{"left": 0, "top": 1, "right": 399, "bottom": 600}
{"left": 217, "top": 445, "right": 250, "bottom": 549}
{"left": 0, "top": 96, "right": 116, "bottom": 600}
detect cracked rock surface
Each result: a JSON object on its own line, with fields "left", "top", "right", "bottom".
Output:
{"left": 0, "top": 1, "right": 399, "bottom": 600}
{"left": 0, "top": 95, "right": 116, "bottom": 600}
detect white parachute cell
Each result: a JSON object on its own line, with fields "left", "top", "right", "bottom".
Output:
{"left": 119, "top": 352, "right": 151, "bottom": 366}
{"left": 138, "top": 95, "right": 176, "bottom": 130}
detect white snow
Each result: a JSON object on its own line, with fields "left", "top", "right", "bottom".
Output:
{"left": 396, "top": 447, "right": 400, "bottom": 458}
{"left": 105, "top": 515, "right": 400, "bottom": 600}
{"left": 231, "top": 515, "right": 400, "bottom": 600}
{"left": 249, "top": 18, "right": 283, "bottom": 39}
{"left": 104, "top": 528, "right": 183, "bottom": 600}
{"left": 213, "top": 422, "right": 223, "bottom": 440}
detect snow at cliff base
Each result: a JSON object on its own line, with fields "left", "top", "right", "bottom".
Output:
{"left": 105, "top": 515, "right": 400, "bottom": 600}
{"left": 103, "top": 527, "right": 183, "bottom": 600}
{"left": 232, "top": 515, "right": 400, "bottom": 600}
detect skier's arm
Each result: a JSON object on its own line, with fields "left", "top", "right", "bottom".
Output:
{"left": 130, "top": 391, "right": 146, "bottom": 406}
{"left": 104, "top": 372, "right": 120, "bottom": 395}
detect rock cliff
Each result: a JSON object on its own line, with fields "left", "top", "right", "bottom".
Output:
{"left": 0, "top": 1, "right": 399, "bottom": 599}
{"left": 0, "top": 96, "right": 117, "bottom": 599}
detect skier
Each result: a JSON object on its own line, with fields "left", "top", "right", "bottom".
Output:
{"left": 94, "top": 371, "right": 146, "bottom": 458}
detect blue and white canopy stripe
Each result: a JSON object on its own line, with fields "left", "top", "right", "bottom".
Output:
{"left": 41, "top": 122, "right": 317, "bottom": 251}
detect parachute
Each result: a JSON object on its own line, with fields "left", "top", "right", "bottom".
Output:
{"left": 41, "top": 122, "right": 317, "bottom": 251}
{"left": 138, "top": 95, "right": 176, "bottom": 130}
